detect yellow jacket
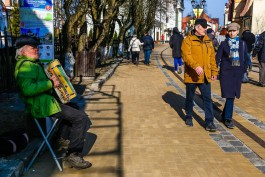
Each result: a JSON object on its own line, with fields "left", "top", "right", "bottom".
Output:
{"left": 181, "top": 34, "right": 218, "bottom": 83}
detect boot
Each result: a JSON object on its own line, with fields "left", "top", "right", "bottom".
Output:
{"left": 63, "top": 153, "right": 92, "bottom": 169}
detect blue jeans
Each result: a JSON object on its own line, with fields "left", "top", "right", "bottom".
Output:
{"left": 174, "top": 57, "right": 182, "bottom": 71}
{"left": 222, "top": 98, "right": 235, "bottom": 120}
{"left": 185, "top": 82, "right": 214, "bottom": 123}
{"left": 247, "top": 53, "right": 251, "bottom": 66}
{"left": 144, "top": 50, "right": 152, "bottom": 64}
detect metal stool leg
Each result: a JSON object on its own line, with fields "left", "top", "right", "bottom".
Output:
{"left": 25, "top": 118, "right": 63, "bottom": 173}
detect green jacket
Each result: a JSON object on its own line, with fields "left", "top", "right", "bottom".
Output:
{"left": 15, "top": 56, "right": 61, "bottom": 118}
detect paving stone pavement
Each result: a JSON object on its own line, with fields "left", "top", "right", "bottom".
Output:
{"left": 23, "top": 44, "right": 265, "bottom": 177}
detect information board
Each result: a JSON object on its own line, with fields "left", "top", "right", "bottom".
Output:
{"left": 19, "top": 0, "right": 54, "bottom": 62}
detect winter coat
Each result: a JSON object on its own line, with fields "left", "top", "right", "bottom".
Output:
{"left": 216, "top": 38, "right": 248, "bottom": 99}
{"left": 124, "top": 36, "right": 132, "bottom": 49}
{"left": 241, "top": 30, "right": 255, "bottom": 53}
{"left": 128, "top": 37, "right": 143, "bottom": 52}
{"left": 181, "top": 34, "right": 218, "bottom": 83}
{"left": 207, "top": 33, "right": 219, "bottom": 52}
{"left": 141, "top": 35, "right": 154, "bottom": 50}
{"left": 169, "top": 27, "right": 183, "bottom": 58}
{"left": 15, "top": 56, "right": 61, "bottom": 118}
{"left": 252, "top": 31, "right": 265, "bottom": 63}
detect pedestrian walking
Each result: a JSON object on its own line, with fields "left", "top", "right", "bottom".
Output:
{"left": 161, "top": 34, "right": 165, "bottom": 44}
{"left": 128, "top": 34, "right": 143, "bottom": 65}
{"left": 241, "top": 27, "right": 256, "bottom": 82}
{"left": 14, "top": 35, "right": 92, "bottom": 169}
{"left": 124, "top": 33, "right": 133, "bottom": 61}
{"left": 216, "top": 27, "right": 228, "bottom": 44}
{"left": 207, "top": 28, "right": 219, "bottom": 52}
{"left": 141, "top": 32, "right": 154, "bottom": 65}
{"left": 252, "top": 30, "right": 265, "bottom": 87}
{"left": 169, "top": 27, "right": 184, "bottom": 73}
{"left": 216, "top": 23, "right": 248, "bottom": 129}
{"left": 181, "top": 19, "right": 218, "bottom": 131}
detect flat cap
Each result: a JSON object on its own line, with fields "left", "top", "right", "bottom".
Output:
{"left": 195, "top": 19, "right": 209, "bottom": 28}
{"left": 15, "top": 35, "right": 40, "bottom": 48}
{"left": 227, "top": 23, "right": 240, "bottom": 31}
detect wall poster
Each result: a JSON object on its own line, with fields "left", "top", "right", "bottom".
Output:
{"left": 19, "top": 0, "right": 54, "bottom": 62}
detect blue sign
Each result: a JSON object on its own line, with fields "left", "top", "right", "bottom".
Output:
{"left": 19, "top": 0, "right": 54, "bottom": 62}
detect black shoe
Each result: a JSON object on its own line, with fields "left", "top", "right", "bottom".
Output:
{"left": 205, "top": 122, "right": 217, "bottom": 132}
{"left": 259, "top": 83, "right": 265, "bottom": 87}
{"left": 185, "top": 117, "right": 193, "bottom": 127}
{"left": 224, "top": 119, "right": 234, "bottom": 129}
{"left": 64, "top": 153, "right": 92, "bottom": 169}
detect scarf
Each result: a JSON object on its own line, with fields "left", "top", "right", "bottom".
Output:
{"left": 228, "top": 36, "right": 240, "bottom": 66}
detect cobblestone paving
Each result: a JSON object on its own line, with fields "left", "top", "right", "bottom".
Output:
{"left": 24, "top": 44, "right": 265, "bottom": 177}
{"left": 160, "top": 49, "right": 265, "bottom": 174}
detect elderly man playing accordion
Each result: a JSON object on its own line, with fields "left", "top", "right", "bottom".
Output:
{"left": 14, "top": 35, "right": 92, "bottom": 169}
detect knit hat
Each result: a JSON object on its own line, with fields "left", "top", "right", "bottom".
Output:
{"left": 15, "top": 35, "right": 40, "bottom": 48}
{"left": 227, "top": 23, "right": 240, "bottom": 31}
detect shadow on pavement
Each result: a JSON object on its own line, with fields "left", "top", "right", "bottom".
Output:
{"left": 81, "top": 85, "right": 123, "bottom": 177}
{"left": 162, "top": 91, "right": 206, "bottom": 128}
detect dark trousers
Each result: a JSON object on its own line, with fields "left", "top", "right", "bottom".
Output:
{"left": 185, "top": 82, "right": 214, "bottom": 123}
{"left": 131, "top": 51, "right": 140, "bottom": 63}
{"left": 259, "top": 62, "right": 265, "bottom": 85}
{"left": 52, "top": 104, "right": 91, "bottom": 154}
{"left": 222, "top": 98, "right": 235, "bottom": 120}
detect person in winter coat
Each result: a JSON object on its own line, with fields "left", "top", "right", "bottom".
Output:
{"left": 141, "top": 32, "right": 154, "bottom": 65}
{"left": 252, "top": 31, "right": 265, "bottom": 87}
{"left": 169, "top": 27, "right": 184, "bottom": 73}
{"left": 216, "top": 23, "right": 248, "bottom": 129}
{"left": 216, "top": 27, "right": 228, "bottom": 44}
{"left": 14, "top": 35, "right": 92, "bottom": 169}
{"left": 181, "top": 19, "right": 218, "bottom": 132}
{"left": 128, "top": 34, "right": 143, "bottom": 65}
{"left": 124, "top": 33, "right": 133, "bottom": 60}
{"left": 207, "top": 28, "right": 219, "bottom": 52}
{"left": 241, "top": 27, "right": 256, "bottom": 70}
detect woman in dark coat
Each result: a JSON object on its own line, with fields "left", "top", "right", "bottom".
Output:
{"left": 216, "top": 23, "right": 248, "bottom": 129}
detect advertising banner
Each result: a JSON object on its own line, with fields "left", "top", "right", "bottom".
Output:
{"left": 19, "top": 0, "right": 54, "bottom": 62}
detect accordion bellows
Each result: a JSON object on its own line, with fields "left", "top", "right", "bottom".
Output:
{"left": 44, "top": 59, "right": 76, "bottom": 104}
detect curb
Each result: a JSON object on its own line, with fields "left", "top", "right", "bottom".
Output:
{"left": 87, "top": 58, "right": 122, "bottom": 93}
{"left": 0, "top": 58, "right": 121, "bottom": 177}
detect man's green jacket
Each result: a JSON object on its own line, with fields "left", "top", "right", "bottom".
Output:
{"left": 15, "top": 56, "right": 61, "bottom": 118}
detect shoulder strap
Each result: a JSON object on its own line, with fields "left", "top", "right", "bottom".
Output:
{"left": 17, "top": 60, "right": 34, "bottom": 70}
{"left": 131, "top": 39, "right": 137, "bottom": 46}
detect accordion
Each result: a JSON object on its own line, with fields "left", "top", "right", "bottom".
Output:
{"left": 44, "top": 59, "right": 77, "bottom": 104}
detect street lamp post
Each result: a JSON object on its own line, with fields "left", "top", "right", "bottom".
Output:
{"left": 191, "top": 0, "right": 206, "bottom": 19}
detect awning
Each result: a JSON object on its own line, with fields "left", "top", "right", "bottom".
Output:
{"left": 240, "top": 0, "right": 254, "bottom": 17}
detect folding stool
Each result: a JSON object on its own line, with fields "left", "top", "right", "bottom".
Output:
{"left": 25, "top": 117, "right": 63, "bottom": 172}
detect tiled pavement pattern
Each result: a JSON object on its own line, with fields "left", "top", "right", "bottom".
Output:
{"left": 161, "top": 49, "right": 265, "bottom": 174}
{"left": 24, "top": 44, "right": 265, "bottom": 177}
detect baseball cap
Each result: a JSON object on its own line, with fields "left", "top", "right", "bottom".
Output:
{"left": 195, "top": 19, "right": 210, "bottom": 28}
{"left": 15, "top": 35, "right": 40, "bottom": 49}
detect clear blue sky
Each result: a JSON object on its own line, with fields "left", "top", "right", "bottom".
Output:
{"left": 183, "top": 0, "right": 228, "bottom": 26}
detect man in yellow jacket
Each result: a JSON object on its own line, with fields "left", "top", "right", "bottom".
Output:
{"left": 181, "top": 19, "right": 218, "bottom": 131}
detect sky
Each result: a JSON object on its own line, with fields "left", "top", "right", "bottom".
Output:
{"left": 183, "top": 0, "right": 228, "bottom": 26}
